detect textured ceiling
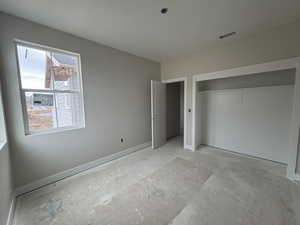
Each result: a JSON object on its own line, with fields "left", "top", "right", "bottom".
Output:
{"left": 1, "top": 0, "right": 300, "bottom": 62}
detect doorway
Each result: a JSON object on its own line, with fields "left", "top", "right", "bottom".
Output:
{"left": 166, "top": 82, "right": 184, "bottom": 145}
{"left": 151, "top": 78, "right": 187, "bottom": 149}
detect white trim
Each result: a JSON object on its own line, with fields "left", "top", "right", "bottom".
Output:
{"left": 14, "top": 40, "right": 86, "bottom": 136}
{"left": 194, "top": 57, "right": 300, "bottom": 82}
{"left": 162, "top": 77, "right": 187, "bottom": 83}
{"left": 0, "top": 83, "right": 7, "bottom": 150}
{"left": 0, "top": 141, "right": 7, "bottom": 151}
{"left": 287, "top": 173, "right": 300, "bottom": 182}
{"left": 162, "top": 77, "right": 188, "bottom": 149}
{"left": 184, "top": 145, "right": 194, "bottom": 151}
{"left": 14, "top": 39, "right": 81, "bottom": 57}
{"left": 287, "top": 61, "right": 300, "bottom": 179}
{"left": 26, "top": 125, "right": 85, "bottom": 137}
{"left": 22, "top": 88, "right": 80, "bottom": 94}
{"left": 192, "top": 75, "right": 197, "bottom": 151}
{"left": 6, "top": 194, "right": 16, "bottom": 225}
{"left": 15, "top": 141, "right": 151, "bottom": 196}
{"left": 192, "top": 57, "right": 300, "bottom": 178}
{"left": 150, "top": 81, "right": 155, "bottom": 149}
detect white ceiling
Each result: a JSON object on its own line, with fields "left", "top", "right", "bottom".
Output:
{"left": 1, "top": 0, "right": 300, "bottom": 62}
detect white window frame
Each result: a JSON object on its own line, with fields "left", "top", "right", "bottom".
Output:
{"left": 14, "top": 40, "right": 86, "bottom": 136}
{"left": 0, "top": 83, "right": 7, "bottom": 150}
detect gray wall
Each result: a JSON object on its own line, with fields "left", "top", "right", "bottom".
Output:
{"left": 0, "top": 12, "right": 160, "bottom": 187}
{"left": 0, "top": 83, "right": 14, "bottom": 225}
{"left": 166, "top": 83, "right": 181, "bottom": 139}
{"left": 0, "top": 144, "right": 14, "bottom": 225}
{"left": 162, "top": 19, "right": 300, "bottom": 78}
{"left": 161, "top": 19, "right": 300, "bottom": 150}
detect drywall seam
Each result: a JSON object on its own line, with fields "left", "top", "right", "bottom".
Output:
{"left": 15, "top": 141, "right": 151, "bottom": 196}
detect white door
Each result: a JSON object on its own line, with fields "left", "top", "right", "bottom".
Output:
{"left": 151, "top": 80, "right": 166, "bottom": 149}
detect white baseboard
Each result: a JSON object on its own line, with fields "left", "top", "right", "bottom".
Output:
{"left": 6, "top": 194, "right": 16, "bottom": 225}
{"left": 285, "top": 171, "right": 300, "bottom": 183}
{"left": 184, "top": 145, "right": 194, "bottom": 151}
{"left": 15, "top": 142, "right": 151, "bottom": 196}
{"left": 294, "top": 174, "right": 300, "bottom": 182}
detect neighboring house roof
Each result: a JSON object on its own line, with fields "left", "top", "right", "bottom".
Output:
{"left": 44, "top": 53, "right": 77, "bottom": 88}
{"left": 52, "top": 53, "right": 77, "bottom": 66}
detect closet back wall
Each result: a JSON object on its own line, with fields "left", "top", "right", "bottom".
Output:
{"left": 0, "top": 12, "right": 160, "bottom": 188}
{"left": 197, "top": 69, "right": 295, "bottom": 163}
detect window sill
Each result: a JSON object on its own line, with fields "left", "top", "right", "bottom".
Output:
{"left": 25, "top": 125, "right": 85, "bottom": 137}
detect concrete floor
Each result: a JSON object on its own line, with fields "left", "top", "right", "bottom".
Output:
{"left": 13, "top": 137, "right": 300, "bottom": 225}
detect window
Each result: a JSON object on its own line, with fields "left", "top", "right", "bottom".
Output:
{"left": 15, "top": 41, "right": 85, "bottom": 135}
{"left": 0, "top": 84, "right": 7, "bottom": 149}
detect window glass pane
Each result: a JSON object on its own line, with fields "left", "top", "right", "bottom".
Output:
{"left": 17, "top": 45, "right": 51, "bottom": 90}
{"left": 55, "top": 93, "right": 82, "bottom": 128}
{"left": 51, "top": 52, "right": 80, "bottom": 91}
{"left": 16, "top": 43, "right": 85, "bottom": 134}
{"left": 25, "top": 92, "right": 57, "bottom": 131}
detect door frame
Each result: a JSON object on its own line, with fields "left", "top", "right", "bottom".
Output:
{"left": 191, "top": 57, "right": 300, "bottom": 181}
{"left": 162, "top": 77, "right": 188, "bottom": 149}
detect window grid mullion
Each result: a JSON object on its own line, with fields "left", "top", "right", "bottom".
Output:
{"left": 51, "top": 51, "right": 59, "bottom": 129}
{"left": 21, "top": 89, "right": 80, "bottom": 94}
{"left": 16, "top": 41, "right": 85, "bottom": 135}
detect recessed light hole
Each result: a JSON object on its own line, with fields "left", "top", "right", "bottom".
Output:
{"left": 161, "top": 8, "right": 168, "bottom": 14}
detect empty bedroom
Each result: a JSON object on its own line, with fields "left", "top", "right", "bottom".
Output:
{"left": 0, "top": 1, "right": 300, "bottom": 225}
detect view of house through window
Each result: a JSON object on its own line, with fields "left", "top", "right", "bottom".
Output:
{"left": 16, "top": 43, "right": 85, "bottom": 134}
